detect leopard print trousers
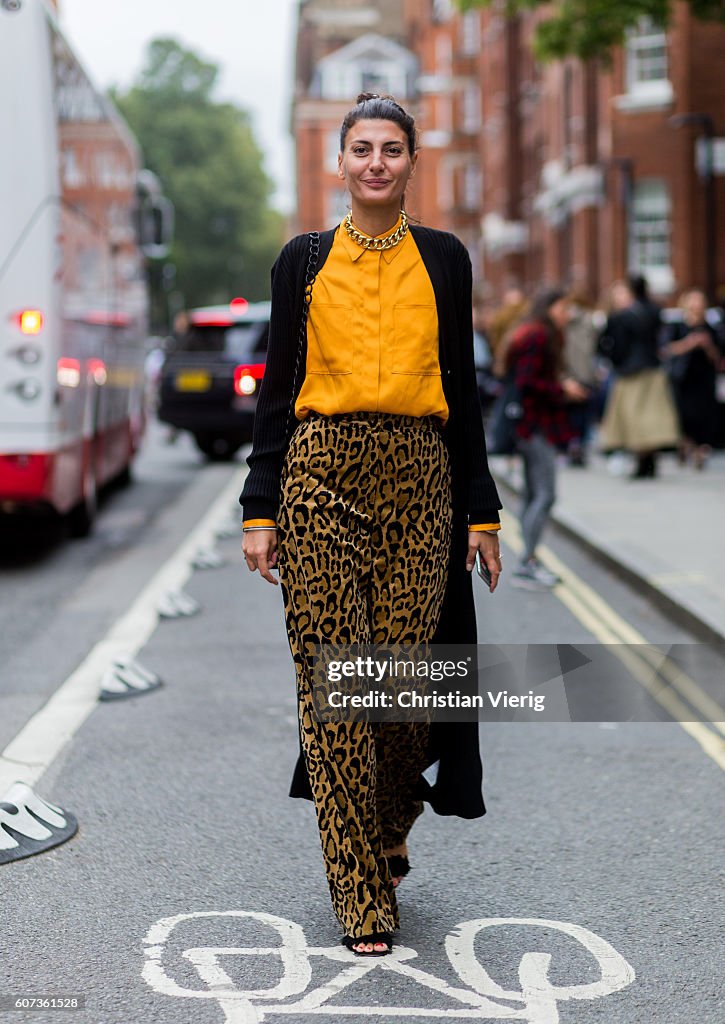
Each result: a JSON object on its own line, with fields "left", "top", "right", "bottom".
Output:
{"left": 277, "top": 412, "right": 453, "bottom": 939}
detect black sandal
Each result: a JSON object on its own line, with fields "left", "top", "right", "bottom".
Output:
{"left": 386, "top": 854, "right": 411, "bottom": 888}
{"left": 342, "top": 932, "right": 394, "bottom": 957}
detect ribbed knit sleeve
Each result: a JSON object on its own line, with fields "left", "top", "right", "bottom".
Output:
{"left": 452, "top": 240, "right": 502, "bottom": 524}
{"left": 239, "top": 238, "right": 304, "bottom": 521}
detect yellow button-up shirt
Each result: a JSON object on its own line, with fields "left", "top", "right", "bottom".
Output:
{"left": 243, "top": 218, "right": 501, "bottom": 534}
{"left": 294, "top": 216, "right": 449, "bottom": 423}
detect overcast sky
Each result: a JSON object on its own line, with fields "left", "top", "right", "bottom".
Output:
{"left": 59, "top": 0, "right": 298, "bottom": 211}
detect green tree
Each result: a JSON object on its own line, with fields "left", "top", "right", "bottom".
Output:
{"left": 112, "top": 38, "right": 283, "bottom": 323}
{"left": 457, "top": 0, "right": 725, "bottom": 60}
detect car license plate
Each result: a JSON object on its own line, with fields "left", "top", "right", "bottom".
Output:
{"left": 175, "top": 370, "right": 212, "bottom": 392}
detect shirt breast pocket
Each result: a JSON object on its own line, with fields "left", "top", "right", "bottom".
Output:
{"left": 306, "top": 303, "right": 354, "bottom": 374}
{"left": 392, "top": 304, "right": 440, "bottom": 375}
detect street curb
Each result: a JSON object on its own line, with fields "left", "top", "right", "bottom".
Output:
{"left": 493, "top": 469, "right": 725, "bottom": 647}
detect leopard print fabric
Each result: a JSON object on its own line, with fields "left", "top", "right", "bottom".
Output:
{"left": 277, "top": 412, "right": 452, "bottom": 939}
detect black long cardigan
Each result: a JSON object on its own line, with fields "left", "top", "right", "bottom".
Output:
{"left": 241, "top": 225, "right": 502, "bottom": 819}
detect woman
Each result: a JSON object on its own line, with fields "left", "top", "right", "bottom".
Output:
{"left": 563, "top": 291, "right": 603, "bottom": 467}
{"left": 241, "top": 94, "right": 502, "bottom": 956}
{"left": 663, "top": 288, "right": 723, "bottom": 469}
{"left": 598, "top": 276, "right": 680, "bottom": 478}
{"left": 506, "top": 289, "right": 588, "bottom": 590}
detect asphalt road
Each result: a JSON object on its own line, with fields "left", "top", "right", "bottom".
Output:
{"left": 1, "top": 423, "right": 723, "bottom": 1024}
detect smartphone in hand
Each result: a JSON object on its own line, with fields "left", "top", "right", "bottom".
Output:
{"left": 475, "top": 551, "right": 492, "bottom": 588}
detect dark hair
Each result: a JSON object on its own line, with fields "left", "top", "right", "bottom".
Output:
{"left": 340, "top": 93, "right": 417, "bottom": 156}
{"left": 627, "top": 274, "right": 649, "bottom": 302}
{"left": 520, "top": 287, "right": 567, "bottom": 375}
{"left": 527, "top": 287, "right": 567, "bottom": 325}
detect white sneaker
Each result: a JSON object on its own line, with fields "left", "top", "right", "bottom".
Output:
{"left": 528, "top": 558, "right": 561, "bottom": 585}
{"left": 510, "top": 561, "right": 556, "bottom": 590}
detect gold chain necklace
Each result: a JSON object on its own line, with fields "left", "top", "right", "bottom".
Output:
{"left": 344, "top": 209, "right": 409, "bottom": 251}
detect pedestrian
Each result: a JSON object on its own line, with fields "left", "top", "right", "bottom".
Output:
{"left": 472, "top": 295, "right": 499, "bottom": 413}
{"left": 598, "top": 276, "right": 679, "bottom": 478}
{"left": 241, "top": 94, "right": 502, "bottom": 957}
{"left": 662, "top": 288, "right": 724, "bottom": 469}
{"left": 490, "top": 286, "right": 529, "bottom": 380}
{"left": 505, "top": 289, "right": 589, "bottom": 590}
{"left": 562, "top": 291, "right": 603, "bottom": 467}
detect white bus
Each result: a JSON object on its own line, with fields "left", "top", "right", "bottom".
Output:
{"left": 0, "top": 0, "right": 170, "bottom": 534}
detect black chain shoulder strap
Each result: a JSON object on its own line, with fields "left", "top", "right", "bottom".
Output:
{"left": 283, "top": 230, "right": 320, "bottom": 443}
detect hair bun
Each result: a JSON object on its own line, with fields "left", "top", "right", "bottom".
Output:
{"left": 356, "top": 92, "right": 380, "bottom": 104}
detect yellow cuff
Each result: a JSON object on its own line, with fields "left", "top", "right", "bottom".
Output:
{"left": 469, "top": 523, "right": 501, "bottom": 532}
{"left": 243, "top": 518, "right": 277, "bottom": 528}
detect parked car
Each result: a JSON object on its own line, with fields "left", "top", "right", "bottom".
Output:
{"left": 157, "top": 300, "right": 270, "bottom": 459}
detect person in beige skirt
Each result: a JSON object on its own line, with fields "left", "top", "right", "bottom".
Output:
{"left": 598, "top": 277, "right": 679, "bottom": 478}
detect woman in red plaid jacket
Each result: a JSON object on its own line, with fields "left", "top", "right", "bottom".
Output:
{"left": 506, "top": 288, "right": 589, "bottom": 589}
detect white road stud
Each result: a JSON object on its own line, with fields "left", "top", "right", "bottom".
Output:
{"left": 0, "top": 783, "right": 77, "bottom": 865}
{"left": 99, "top": 657, "right": 163, "bottom": 701}
{"left": 157, "top": 590, "right": 201, "bottom": 619}
{"left": 193, "top": 546, "right": 226, "bottom": 570}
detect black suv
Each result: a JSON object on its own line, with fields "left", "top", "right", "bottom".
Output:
{"left": 157, "top": 301, "right": 270, "bottom": 459}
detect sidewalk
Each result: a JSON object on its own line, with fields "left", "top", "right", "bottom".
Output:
{"left": 490, "top": 448, "right": 725, "bottom": 643}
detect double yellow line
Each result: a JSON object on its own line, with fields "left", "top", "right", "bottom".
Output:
{"left": 500, "top": 509, "right": 725, "bottom": 770}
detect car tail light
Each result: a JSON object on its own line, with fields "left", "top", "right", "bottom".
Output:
{"left": 230, "top": 297, "right": 249, "bottom": 314}
{"left": 86, "top": 358, "right": 107, "bottom": 385}
{"left": 17, "top": 310, "right": 44, "bottom": 335}
{"left": 234, "top": 363, "right": 265, "bottom": 396}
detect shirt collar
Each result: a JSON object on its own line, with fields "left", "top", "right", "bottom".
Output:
{"left": 338, "top": 213, "right": 409, "bottom": 264}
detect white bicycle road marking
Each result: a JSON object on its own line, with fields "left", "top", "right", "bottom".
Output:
{"left": 142, "top": 911, "right": 635, "bottom": 1023}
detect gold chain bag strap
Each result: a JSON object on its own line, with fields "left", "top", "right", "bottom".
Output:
{"left": 283, "top": 230, "right": 320, "bottom": 444}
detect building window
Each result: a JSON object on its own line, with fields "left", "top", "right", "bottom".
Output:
{"left": 361, "top": 69, "right": 391, "bottom": 94}
{"left": 630, "top": 178, "right": 673, "bottom": 290}
{"left": 463, "top": 164, "right": 480, "bottom": 211}
{"left": 459, "top": 11, "right": 480, "bottom": 57}
{"left": 625, "top": 18, "right": 670, "bottom": 95}
{"left": 433, "top": 0, "right": 454, "bottom": 23}
{"left": 435, "top": 33, "right": 452, "bottom": 73}
{"left": 319, "top": 61, "right": 409, "bottom": 102}
{"left": 462, "top": 85, "right": 480, "bottom": 134}
{"left": 438, "top": 160, "right": 453, "bottom": 212}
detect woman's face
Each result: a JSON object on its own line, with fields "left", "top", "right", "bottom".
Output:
{"left": 548, "top": 297, "right": 571, "bottom": 330}
{"left": 610, "top": 282, "right": 632, "bottom": 311}
{"left": 683, "top": 290, "right": 706, "bottom": 323}
{"left": 338, "top": 119, "right": 416, "bottom": 210}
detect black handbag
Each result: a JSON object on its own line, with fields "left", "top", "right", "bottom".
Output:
{"left": 283, "top": 231, "right": 320, "bottom": 443}
{"left": 486, "top": 370, "right": 523, "bottom": 455}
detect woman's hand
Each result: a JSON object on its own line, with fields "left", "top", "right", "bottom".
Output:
{"left": 466, "top": 531, "right": 502, "bottom": 593}
{"left": 242, "top": 529, "right": 279, "bottom": 585}
{"left": 562, "top": 377, "right": 589, "bottom": 402}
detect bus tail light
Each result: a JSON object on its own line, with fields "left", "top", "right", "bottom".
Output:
{"left": 234, "top": 363, "right": 265, "bottom": 396}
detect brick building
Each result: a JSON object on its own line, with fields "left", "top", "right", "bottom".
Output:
{"left": 292, "top": 0, "right": 416, "bottom": 234}
{"left": 470, "top": 2, "right": 725, "bottom": 304}
{"left": 403, "top": 0, "right": 485, "bottom": 275}
{"left": 292, "top": 0, "right": 725, "bottom": 303}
